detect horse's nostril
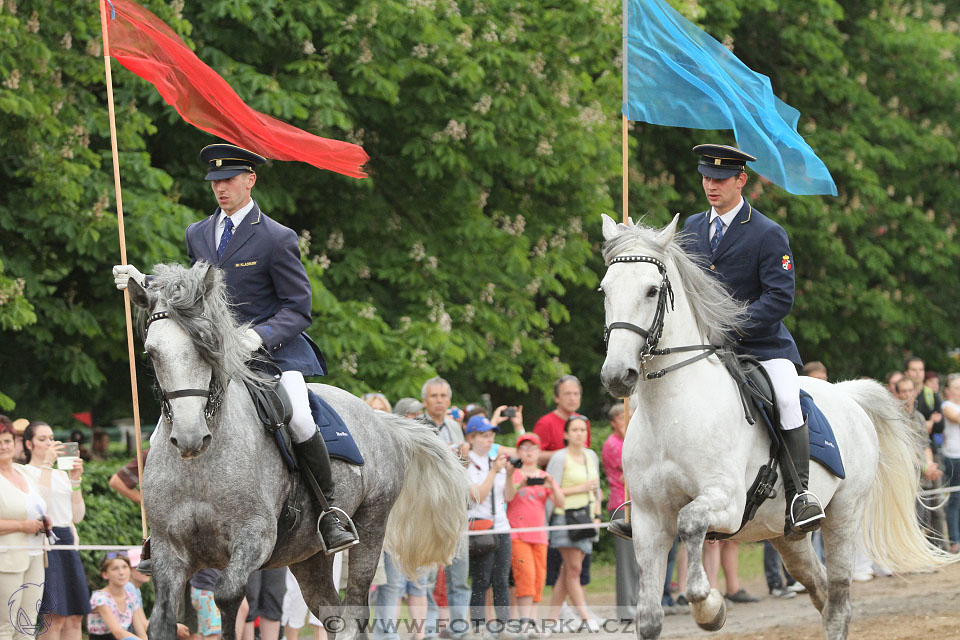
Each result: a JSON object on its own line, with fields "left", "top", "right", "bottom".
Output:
{"left": 201, "top": 434, "right": 212, "bottom": 449}
{"left": 170, "top": 436, "right": 178, "bottom": 448}
{"left": 624, "top": 368, "right": 640, "bottom": 386}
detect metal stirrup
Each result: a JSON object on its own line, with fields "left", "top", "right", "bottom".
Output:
{"left": 789, "top": 491, "right": 825, "bottom": 528}
{"left": 316, "top": 507, "right": 360, "bottom": 554}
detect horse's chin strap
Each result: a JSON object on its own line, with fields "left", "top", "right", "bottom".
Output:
{"left": 604, "top": 254, "right": 718, "bottom": 380}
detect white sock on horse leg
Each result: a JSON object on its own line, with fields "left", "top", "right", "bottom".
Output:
{"left": 280, "top": 371, "right": 315, "bottom": 443}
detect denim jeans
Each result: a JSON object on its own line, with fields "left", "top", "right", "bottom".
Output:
{"left": 425, "top": 538, "right": 470, "bottom": 638}
{"left": 943, "top": 456, "right": 960, "bottom": 545}
{"left": 763, "top": 540, "right": 796, "bottom": 591}
{"left": 469, "top": 533, "right": 512, "bottom": 628}
{"left": 373, "top": 552, "right": 432, "bottom": 640}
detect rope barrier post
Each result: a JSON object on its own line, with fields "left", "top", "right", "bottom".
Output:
{"left": 99, "top": 0, "right": 148, "bottom": 545}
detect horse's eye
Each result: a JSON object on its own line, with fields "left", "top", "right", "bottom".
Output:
{"left": 646, "top": 286, "right": 659, "bottom": 298}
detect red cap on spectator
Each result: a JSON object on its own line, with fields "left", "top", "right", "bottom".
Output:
{"left": 516, "top": 433, "right": 541, "bottom": 447}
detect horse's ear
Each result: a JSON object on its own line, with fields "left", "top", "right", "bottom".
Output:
{"left": 201, "top": 263, "right": 217, "bottom": 296}
{"left": 129, "top": 279, "right": 149, "bottom": 308}
{"left": 658, "top": 213, "right": 682, "bottom": 244}
{"left": 601, "top": 214, "right": 620, "bottom": 241}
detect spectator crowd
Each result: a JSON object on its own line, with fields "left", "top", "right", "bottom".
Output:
{"left": 1, "top": 357, "right": 958, "bottom": 639}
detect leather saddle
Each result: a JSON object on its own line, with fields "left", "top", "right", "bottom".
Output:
{"left": 242, "top": 370, "right": 305, "bottom": 563}
{"left": 243, "top": 371, "right": 297, "bottom": 470}
{"left": 709, "top": 351, "right": 784, "bottom": 540}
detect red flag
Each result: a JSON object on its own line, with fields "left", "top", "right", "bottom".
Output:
{"left": 106, "top": 0, "right": 368, "bottom": 178}
{"left": 72, "top": 412, "right": 93, "bottom": 427}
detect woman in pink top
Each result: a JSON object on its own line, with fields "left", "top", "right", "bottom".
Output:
{"left": 504, "top": 433, "right": 564, "bottom": 628}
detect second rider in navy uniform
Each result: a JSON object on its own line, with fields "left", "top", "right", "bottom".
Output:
{"left": 609, "top": 144, "right": 825, "bottom": 542}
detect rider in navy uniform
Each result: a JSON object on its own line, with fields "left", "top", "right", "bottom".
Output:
{"left": 114, "top": 143, "right": 358, "bottom": 556}
{"left": 609, "top": 144, "right": 825, "bottom": 542}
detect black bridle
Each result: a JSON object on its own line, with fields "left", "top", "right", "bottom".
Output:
{"left": 603, "top": 255, "right": 718, "bottom": 380}
{"left": 146, "top": 311, "right": 224, "bottom": 422}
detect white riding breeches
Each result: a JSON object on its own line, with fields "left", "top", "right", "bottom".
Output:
{"left": 281, "top": 371, "right": 317, "bottom": 443}
{"left": 759, "top": 358, "right": 804, "bottom": 430}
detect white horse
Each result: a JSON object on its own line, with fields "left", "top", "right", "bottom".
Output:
{"left": 598, "top": 214, "right": 957, "bottom": 640}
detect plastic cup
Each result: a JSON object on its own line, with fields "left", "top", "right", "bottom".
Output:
{"left": 57, "top": 442, "right": 79, "bottom": 470}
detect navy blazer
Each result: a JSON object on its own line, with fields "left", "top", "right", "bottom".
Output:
{"left": 681, "top": 200, "right": 802, "bottom": 366}
{"left": 185, "top": 202, "right": 327, "bottom": 376}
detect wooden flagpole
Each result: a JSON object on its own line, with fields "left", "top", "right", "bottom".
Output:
{"left": 99, "top": 0, "right": 149, "bottom": 543}
{"left": 621, "top": 0, "right": 632, "bottom": 525}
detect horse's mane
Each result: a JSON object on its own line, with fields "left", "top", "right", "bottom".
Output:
{"left": 601, "top": 222, "right": 748, "bottom": 346}
{"left": 137, "top": 262, "right": 262, "bottom": 386}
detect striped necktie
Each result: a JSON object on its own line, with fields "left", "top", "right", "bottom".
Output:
{"left": 710, "top": 217, "right": 724, "bottom": 255}
{"left": 217, "top": 217, "right": 234, "bottom": 261}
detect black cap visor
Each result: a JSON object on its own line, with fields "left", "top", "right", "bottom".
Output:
{"left": 204, "top": 166, "right": 252, "bottom": 181}
{"left": 698, "top": 163, "right": 744, "bottom": 179}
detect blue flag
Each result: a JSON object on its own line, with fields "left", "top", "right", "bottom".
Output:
{"left": 623, "top": 0, "right": 837, "bottom": 196}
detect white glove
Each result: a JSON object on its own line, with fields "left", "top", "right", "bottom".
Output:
{"left": 241, "top": 328, "right": 263, "bottom": 352}
{"left": 113, "top": 264, "right": 146, "bottom": 290}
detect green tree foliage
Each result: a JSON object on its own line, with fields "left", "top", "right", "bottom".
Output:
{"left": 2, "top": 0, "right": 960, "bottom": 427}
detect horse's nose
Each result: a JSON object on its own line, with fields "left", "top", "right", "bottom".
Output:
{"left": 601, "top": 363, "right": 640, "bottom": 398}
{"left": 170, "top": 430, "right": 212, "bottom": 459}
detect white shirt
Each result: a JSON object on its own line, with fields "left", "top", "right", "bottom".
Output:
{"left": 14, "top": 470, "right": 47, "bottom": 556}
{"left": 21, "top": 465, "right": 74, "bottom": 527}
{"left": 941, "top": 400, "right": 960, "bottom": 458}
{"left": 709, "top": 196, "right": 745, "bottom": 241}
{"left": 214, "top": 199, "right": 255, "bottom": 248}
{"left": 466, "top": 450, "right": 509, "bottom": 530}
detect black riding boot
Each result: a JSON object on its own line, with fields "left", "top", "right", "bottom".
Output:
{"left": 135, "top": 537, "right": 152, "bottom": 576}
{"left": 779, "top": 421, "right": 825, "bottom": 540}
{"left": 293, "top": 432, "right": 359, "bottom": 554}
{"left": 607, "top": 502, "right": 633, "bottom": 540}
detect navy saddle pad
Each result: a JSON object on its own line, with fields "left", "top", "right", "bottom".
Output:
{"left": 308, "top": 391, "right": 364, "bottom": 466}
{"left": 801, "top": 390, "right": 844, "bottom": 479}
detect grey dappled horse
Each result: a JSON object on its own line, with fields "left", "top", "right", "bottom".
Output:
{"left": 129, "top": 262, "right": 467, "bottom": 640}
{"left": 598, "top": 215, "right": 958, "bottom": 640}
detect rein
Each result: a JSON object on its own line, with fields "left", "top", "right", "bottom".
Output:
{"left": 603, "top": 255, "right": 718, "bottom": 380}
{"left": 146, "top": 310, "right": 224, "bottom": 422}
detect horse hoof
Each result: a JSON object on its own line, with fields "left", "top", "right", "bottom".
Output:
{"left": 692, "top": 589, "right": 727, "bottom": 632}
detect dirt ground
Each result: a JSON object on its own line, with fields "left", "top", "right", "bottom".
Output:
{"left": 592, "top": 561, "right": 960, "bottom": 639}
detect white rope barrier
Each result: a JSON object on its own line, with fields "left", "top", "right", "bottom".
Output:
{"left": 466, "top": 522, "right": 609, "bottom": 536}
{"left": 0, "top": 521, "right": 611, "bottom": 551}
{"left": 0, "top": 544, "right": 141, "bottom": 551}
{"left": 6, "top": 487, "right": 959, "bottom": 551}
{"left": 919, "top": 484, "right": 960, "bottom": 497}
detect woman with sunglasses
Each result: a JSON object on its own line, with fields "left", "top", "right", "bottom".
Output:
{"left": 0, "top": 416, "right": 49, "bottom": 640}
{"left": 87, "top": 553, "right": 148, "bottom": 640}
{"left": 21, "top": 420, "right": 90, "bottom": 639}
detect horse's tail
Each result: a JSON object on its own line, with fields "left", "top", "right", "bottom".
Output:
{"left": 380, "top": 413, "right": 467, "bottom": 577}
{"left": 840, "top": 379, "right": 958, "bottom": 572}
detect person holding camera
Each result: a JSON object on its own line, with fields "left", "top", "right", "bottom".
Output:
{"left": 492, "top": 405, "right": 524, "bottom": 436}
{"left": 464, "top": 416, "right": 515, "bottom": 638}
{"left": 504, "top": 433, "right": 563, "bottom": 632}
{"left": 545, "top": 414, "right": 602, "bottom": 632}
{"left": 0, "top": 416, "right": 49, "bottom": 640}
{"left": 21, "top": 421, "right": 91, "bottom": 640}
